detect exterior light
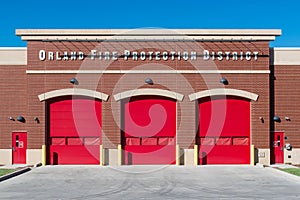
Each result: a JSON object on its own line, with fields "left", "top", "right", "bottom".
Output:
{"left": 8, "top": 116, "right": 15, "bottom": 121}
{"left": 220, "top": 77, "right": 228, "bottom": 85}
{"left": 34, "top": 117, "right": 40, "bottom": 123}
{"left": 273, "top": 116, "right": 281, "bottom": 122}
{"left": 285, "top": 143, "right": 292, "bottom": 151}
{"left": 70, "top": 78, "right": 79, "bottom": 85}
{"left": 17, "top": 116, "right": 26, "bottom": 123}
{"left": 285, "top": 116, "right": 291, "bottom": 121}
{"left": 259, "top": 117, "right": 264, "bottom": 123}
{"left": 145, "top": 78, "right": 153, "bottom": 85}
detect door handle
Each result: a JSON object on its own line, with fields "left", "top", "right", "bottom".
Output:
{"left": 9, "top": 145, "right": 16, "bottom": 152}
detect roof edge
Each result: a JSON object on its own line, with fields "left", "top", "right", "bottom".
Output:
{"left": 16, "top": 29, "right": 282, "bottom": 36}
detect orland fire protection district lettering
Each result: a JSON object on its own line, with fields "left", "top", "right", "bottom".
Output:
{"left": 38, "top": 49, "right": 259, "bottom": 61}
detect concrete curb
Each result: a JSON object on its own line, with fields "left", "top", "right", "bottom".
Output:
{"left": 0, "top": 167, "right": 31, "bottom": 182}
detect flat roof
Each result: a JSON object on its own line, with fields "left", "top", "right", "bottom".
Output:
{"left": 16, "top": 29, "right": 282, "bottom": 41}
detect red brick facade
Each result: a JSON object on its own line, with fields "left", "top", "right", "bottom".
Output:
{"left": 13, "top": 41, "right": 269, "bottom": 149}
{"left": 2, "top": 29, "right": 299, "bottom": 165}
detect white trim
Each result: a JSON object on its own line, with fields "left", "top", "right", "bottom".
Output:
{"left": 189, "top": 88, "right": 259, "bottom": 101}
{"left": 19, "top": 35, "right": 277, "bottom": 41}
{"left": 0, "top": 47, "right": 27, "bottom": 50}
{"left": 0, "top": 48, "right": 27, "bottom": 65}
{"left": 38, "top": 88, "right": 109, "bottom": 101}
{"left": 16, "top": 29, "right": 281, "bottom": 41}
{"left": 273, "top": 62, "right": 300, "bottom": 66}
{"left": 272, "top": 48, "right": 300, "bottom": 65}
{"left": 272, "top": 47, "right": 300, "bottom": 51}
{"left": 16, "top": 29, "right": 282, "bottom": 35}
{"left": 26, "top": 70, "right": 271, "bottom": 74}
{"left": 114, "top": 88, "right": 184, "bottom": 101}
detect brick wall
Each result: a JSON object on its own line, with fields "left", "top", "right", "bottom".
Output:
{"left": 0, "top": 65, "right": 27, "bottom": 148}
{"left": 272, "top": 65, "right": 300, "bottom": 148}
{"left": 0, "top": 40, "right": 271, "bottom": 150}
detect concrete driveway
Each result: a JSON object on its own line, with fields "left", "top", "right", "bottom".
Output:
{"left": 0, "top": 165, "right": 299, "bottom": 200}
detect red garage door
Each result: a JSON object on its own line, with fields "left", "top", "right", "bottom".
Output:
{"left": 47, "top": 96, "right": 102, "bottom": 165}
{"left": 122, "top": 96, "right": 176, "bottom": 165}
{"left": 198, "top": 96, "right": 250, "bottom": 164}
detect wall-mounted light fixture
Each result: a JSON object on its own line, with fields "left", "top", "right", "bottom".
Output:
{"left": 220, "top": 77, "right": 229, "bottom": 85}
{"left": 145, "top": 78, "right": 153, "bottom": 85}
{"left": 259, "top": 117, "right": 264, "bottom": 123}
{"left": 17, "top": 116, "right": 26, "bottom": 123}
{"left": 273, "top": 116, "right": 281, "bottom": 123}
{"left": 285, "top": 143, "right": 292, "bottom": 151}
{"left": 8, "top": 116, "right": 15, "bottom": 121}
{"left": 34, "top": 117, "right": 40, "bottom": 124}
{"left": 70, "top": 78, "right": 79, "bottom": 85}
{"left": 285, "top": 116, "right": 291, "bottom": 121}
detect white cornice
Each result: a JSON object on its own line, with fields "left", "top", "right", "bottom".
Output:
{"left": 189, "top": 88, "right": 259, "bottom": 101}
{"left": 0, "top": 47, "right": 27, "bottom": 50}
{"left": 16, "top": 29, "right": 282, "bottom": 36}
{"left": 38, "top": 88, "right": 109, "bottom": 101}
{"left": 16, "top": 29, "right": 281, "bottom": 41}
{"left": 114, "top": 88, "right": 184, "bottom": 101}
{"left": 272, "top": 48, "right": 300, "bottom": 65}
{"left": 0, "top": 48, "right": 27, "bottom": 65}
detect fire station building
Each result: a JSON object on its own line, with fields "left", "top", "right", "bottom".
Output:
{"left": 0, "top": 29, "right": 299, "bottom": 166}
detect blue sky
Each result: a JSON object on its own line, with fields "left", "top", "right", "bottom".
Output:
{"left": 1, "top": 0, "right": 299, "bottom": 47}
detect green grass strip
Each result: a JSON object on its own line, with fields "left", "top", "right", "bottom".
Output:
{"left": 0, "top": 169, "right": 16, "bottom": 177}
{"left": 280, "top": 168, "right": 300, "bottom": 176}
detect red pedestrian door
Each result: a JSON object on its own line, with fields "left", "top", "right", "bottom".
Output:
{"left": 271, "top": 132, "right": 284, "bottom": 164}
{"left": 12, "top": 132, "right": 27, "bottom": 164}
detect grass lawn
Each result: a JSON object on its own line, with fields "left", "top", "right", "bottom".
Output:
{"left": 280, "top": 168, "right": 300, "bottom": 176}
{"left": 0, "top": 169, "right": 16, "bottom": 177}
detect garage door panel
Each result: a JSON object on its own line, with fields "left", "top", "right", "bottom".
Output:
{"left": 198, "top": 96, "right": 250, "bottom": 165}
{"left": 124, "top": 132, "right": 175, "bottom": 138}
{"left": 233, "top": 137, "right": 249, "bottom": 145}
{"left": 50, "top": 114, "right": 100, "bottom": 121}
{"left": 126, "top": 137, "right": 141, "bottom": 145}
{"left": 123, "top": 96, "right": 176, "bottom": 165}
{"left": 199, "top": 97, "right": 250, "bottom": 138}
{"left": 158, "top": 137, "right": 175, "bottom": 145}
{"left": 50, "top": 145, "right": 100, "bottom": 165}
{"left": 51, "top": 138, "right": 66, "bottom": 145}
{"left": 48, "top": 96, "right": 102, "bottom": 165}
{"left": 141, "top": 138, "right": 158, "bottom": 145}
{"left": 84, "top": 138, "right": 101, "bottom": 145}
{"left": 50, "top": 128, "right": 102, "bottom": 137}
{"left": 124, "top": 145, "right": 176, "bottom": 165}
{"left": 199, "top": 145, "right": 250, "bottom": 164}
{"left": 124, "top": 98, "right": 176, "bottom": 138}
{"left": 67, "top": 138, "right": 84, "bottom": 145}
{"left": 216, "top": 138, "right": 232, "bottom": 145}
